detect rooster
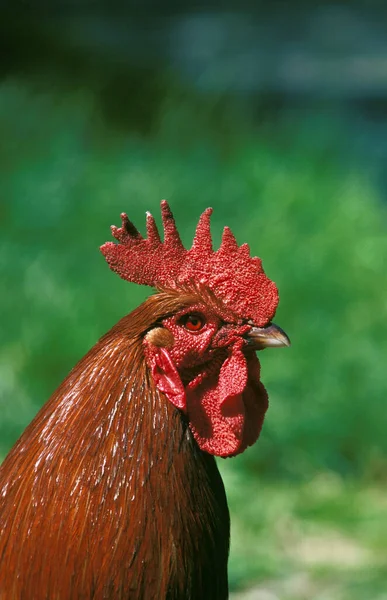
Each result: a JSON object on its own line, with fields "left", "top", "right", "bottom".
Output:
{"left": 0, "top": 201, "right": 289, "bottom": 600}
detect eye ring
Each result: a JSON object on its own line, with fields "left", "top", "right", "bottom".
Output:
{"left": 181, "top": 313, "right": 205, "bottom": 332}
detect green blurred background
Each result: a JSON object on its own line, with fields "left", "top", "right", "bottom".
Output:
{"left": 1, "top": 3, "right": 387, "bottom": 598}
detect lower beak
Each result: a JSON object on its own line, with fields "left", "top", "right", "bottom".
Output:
{"left": 245, "top": 323, "right": 291, "bottom": 350}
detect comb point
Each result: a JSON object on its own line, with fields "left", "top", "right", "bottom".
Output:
{"left": 146, "top": 211, "right": 161, "bottom": 245}
{"left": 219, "top": 226, "right": 238, "bottom": 253}
{"left": 238, "top": 243, "right": 251, "bottom": 257}
{"left": 160, "top": 200, "right": 184, "bottom": 249}
{"left": 191, "top": 207, "right": 213, "bottom": 254}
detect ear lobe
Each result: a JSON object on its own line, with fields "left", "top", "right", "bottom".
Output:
{"left": 148, "top": 347, "right": 187, "bottom": 411}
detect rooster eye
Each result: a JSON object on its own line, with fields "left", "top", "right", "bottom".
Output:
{"left": 181, "top": 313, "right": 205, "bottom": 332}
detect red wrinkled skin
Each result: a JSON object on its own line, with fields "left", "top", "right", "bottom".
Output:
{"left": 187, "top": 341, "right": 268, "bottom": 457}
{"left": 147, "top": 346, "right": 187, "bottom": 410}
{"left": 145, "top": 338, "right": 268, "bottom": 458}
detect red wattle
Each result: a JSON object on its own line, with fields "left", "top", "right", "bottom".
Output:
{"left": 185, "top": 342, "right": 268, "bottom": 457}
{"left": 147, "top": 347, "right": 187, "bottom": 411}
{"left": 146, "top": 341, "right": 268, "bottom": 458}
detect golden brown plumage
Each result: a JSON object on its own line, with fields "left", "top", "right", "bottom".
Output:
{"left": 0, "top": 294, "right": 230, "bottom": 598}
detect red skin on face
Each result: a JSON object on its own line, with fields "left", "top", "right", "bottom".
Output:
{"left": 145, "top": 306, "right": 268, "bottom": 458}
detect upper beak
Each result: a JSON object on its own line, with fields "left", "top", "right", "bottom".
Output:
{"left": 245, "top": 322, "right": 291, "bottom": 350}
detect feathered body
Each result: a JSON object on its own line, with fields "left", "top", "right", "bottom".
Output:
{"left": 0, "top": 296, "right": 229, "bottom": 598}
{"left": 0, "top": 203, "right": 289, "bottom": 599}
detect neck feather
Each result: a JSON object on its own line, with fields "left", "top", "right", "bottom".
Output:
{"left": 0, "top": 302, "right": 230, "bottom": 599}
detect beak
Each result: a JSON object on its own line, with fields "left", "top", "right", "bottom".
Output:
{"left": 245, "top": 322, "right": 291, "bottom": 350}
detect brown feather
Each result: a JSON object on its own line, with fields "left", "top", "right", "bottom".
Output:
{"left": 0, "top": 293, "right": 229, "bottom": 599}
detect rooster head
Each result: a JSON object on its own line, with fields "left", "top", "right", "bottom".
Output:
{"left": 101, "top": 201, "right": 290, "bottom": 457}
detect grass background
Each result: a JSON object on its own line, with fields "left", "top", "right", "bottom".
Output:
{"left": 1, "top": 77, "right": 387, "bottom": 598}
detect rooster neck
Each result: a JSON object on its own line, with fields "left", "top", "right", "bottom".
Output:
{"left": 0, "top": 327, "right": 230, "bottom": 600}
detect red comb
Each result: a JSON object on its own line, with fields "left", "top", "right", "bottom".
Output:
{"left": 100, "top": 200, "right": 278, "bottom": 326}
